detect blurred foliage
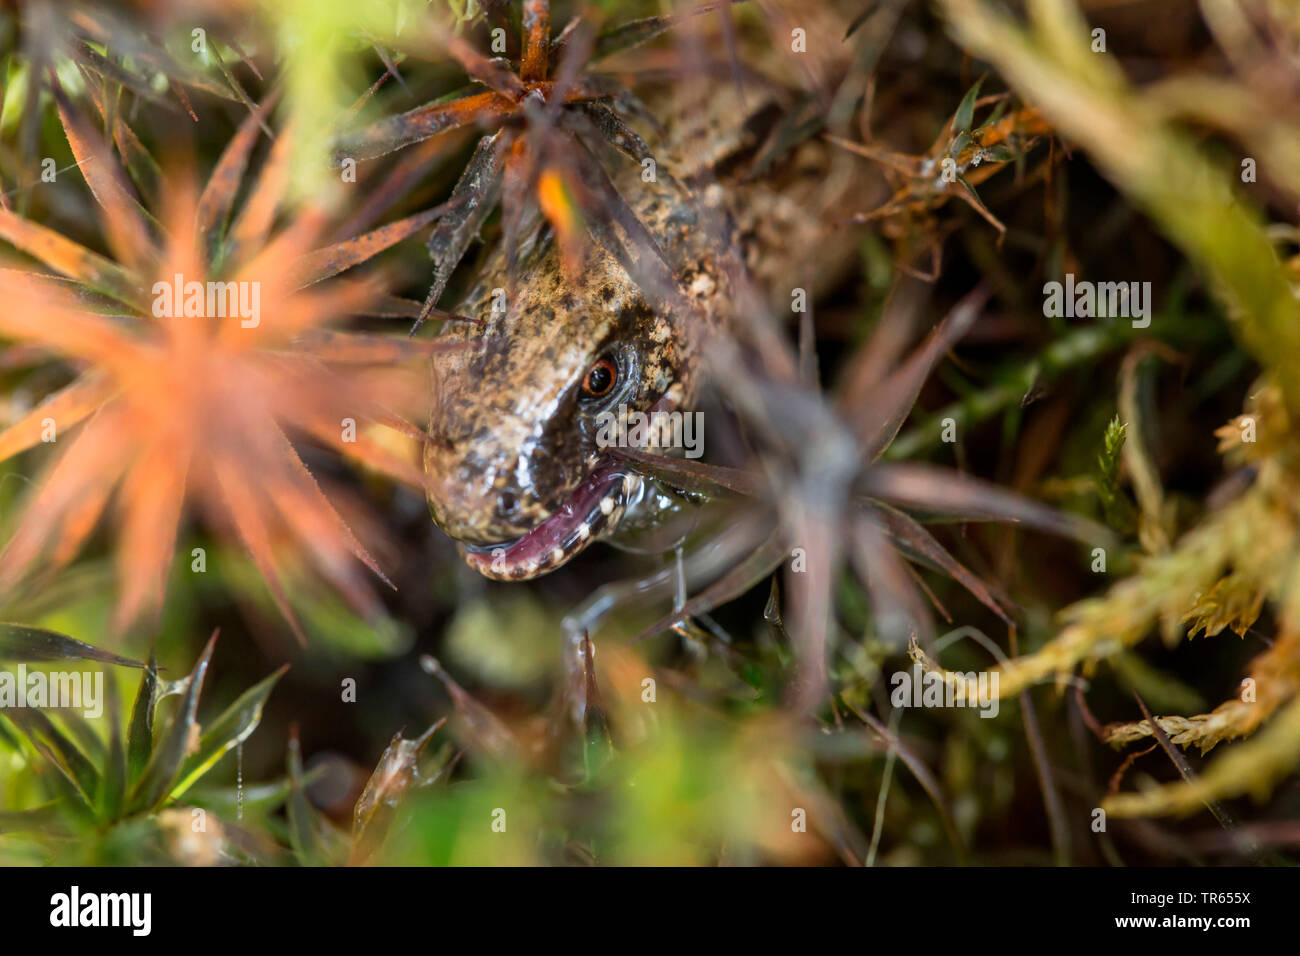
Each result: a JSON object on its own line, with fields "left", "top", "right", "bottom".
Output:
{"left": 0, "top": 627, "right": 289, "bottom": 864}
{"left": 1, "top": 0, "right": 1300, "bottom": 867}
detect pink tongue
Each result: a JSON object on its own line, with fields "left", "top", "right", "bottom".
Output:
{"left": 466, "top": 466, "right": 624, "bottom": 570}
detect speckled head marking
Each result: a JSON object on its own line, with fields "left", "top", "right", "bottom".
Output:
{"left": 425, "top": 81, "right": 876, "bottom": 580}
{"left": 424, "top": 161, "right": 719, "bottom": 579}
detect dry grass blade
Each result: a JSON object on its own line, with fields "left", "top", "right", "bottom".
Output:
{"left": 335, "top": 90, "right": 517, "bottom": 163}
{"left": 1104, "top": 697, "right": 1300, "bottom": 819}
{"left": 351, "top": 718, "right": 447, "bottom": 866}
{"left": 872, "top": 502, "right": 1013, "bottom": 626}
{"left": 611, "top": 447, "right": 765, "bottom": 498}
{"left": 444, "top": 34, "right": 526, "bottom": 99}
{"left": 0, "top": 375, "right": 114, "bottom": 463}
{"left": 296, "top": 197, "right": 462, "bottom": 287}
{"left": 265, "top": 433, "right": 396, "bottom": 604}
{"left": 500, "top": 133, "right": 541, "bottom": 289}
{"left": 836, "top": 280, "right": 928, "bottom": 410}
{"left": 859, "top": 462, "right": 1109, "bottom": 544}
{"left": 196, "top": 95, "right": 280, "bottom": 257}
{"left": 1019, "top": 660, "right": 1072, "bottom": 865}
{"left": 415, "top": 130, "right": 507, "bottom": 332}
{"left": 569, "top": 101, "right": 659, "bottom": 172}
{"left": 0, "top": 218, "right": 141, "bottom": 306}
{"left": 112, "top": 435, "right": 193, "bottom": 632}
{"left": 521, "top": 0, "right": 552, "bottom": 82}
{"left": 226, "top": 122, "right": 295, "bottom": 267}
{"left": 585, "top": 2, "right": 743, "bottom": 63}
{"left": 1132, "top": 693, "right": 1247, "bottom": 840}
{"left": 0, "top": 409, "right": 129, "bottom": 587}
{"left": 208, "top": 43, "right": 271, "bottom": 137}
{"left": 852, "top": 510, "right": 936, "bottom": 647}
{"left": 634, "top": 530, "right": 786, "bottom": 645}
{"left": 52, "top": 81, "right": 155, "bottom": 272}
{"left": 81, "top": 68, "right": 164, "bottom": 204}
{"left": 74, "top": 43, "right": 178, "bottom": 113}
{"left": 421, "top": 656, "right": 522, "bottom": 764}
{"left": 291, "top": 331, "right": 464, "bottom": 365}
{"left": 841, "top": 698, "right": 966, "bottom": 857}
{"left": 853, "top": 285, "right": 988, "bottom": 462}
{"left": 212, "top": 458, "right": 307, "bottom": 646}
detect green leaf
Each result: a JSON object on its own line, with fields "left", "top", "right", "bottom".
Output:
{"left": 128, "top": 633, "right": 217, "bottom": 814}
{"left": 1095, "top": 415, "right": 1137, "bottom": 533}
{"left": 126, "top": 647, "right": 158, "bottom": 785}
{"left": 0, "top": 804, "right": 59, "bottom": 833}
{"left": 957, "top": 174, "right": 990, "bottom": 213}
{"left": 5, "top": 708, "right": 99, "bottom": 805}
{"left": 981, "top": 143, "right": 1016, "bottom": 164}
{"left": 56, "top": 709, "right": 106, "bottom": 766}
{"left": 287, "top": 729, "right": 332, "bottom": 866}
{"left": 98, "top": 671, "right": 127, "bottom": 821}
{"left": 0, "top": 624, "right": 144, "bottom": 668}
{"left": 190, "top": 767, "right": 326, "bottom": 819}
{"left": 0, "top": 714, "right": 21, "bottom": 752}
{"left": 974, "top": 98, "right": 1009, "bottom": 133}
{"left": 588, "top": 15, "right": 680, "bottom": 61}
{"left": 578, "top": 635, "right": 612, "bottom": 781}
{"left": 953, "top": 76, "right": 986, "bottom": 133}
{"left": 170, "top": 664, "right": 289, "bottom": 801}
{"left": 1096, "top": 416, "right": 1127, "bottom": 500}
{"left": 41, "top": 742, "right": 97, "bottom": 812}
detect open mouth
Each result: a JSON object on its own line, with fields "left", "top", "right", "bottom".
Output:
{"left": 462, "top": 459, "right": 644, "bottom": 580}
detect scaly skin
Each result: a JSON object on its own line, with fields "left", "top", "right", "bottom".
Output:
{"left": 425, "top": 77, "right": 875, "bottom": 580}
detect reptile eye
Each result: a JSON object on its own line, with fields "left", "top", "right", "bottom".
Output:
{"left": 580, "top": 357, "right": 617, "bottom": 399}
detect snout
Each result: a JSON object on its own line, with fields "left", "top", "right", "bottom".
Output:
{"left": 422, "top": 440, "right": 548, "bottom": 545}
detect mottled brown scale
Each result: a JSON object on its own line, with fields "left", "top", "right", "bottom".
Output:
{"left": 426, "top": 71, "right": 878, "bottom": 578}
